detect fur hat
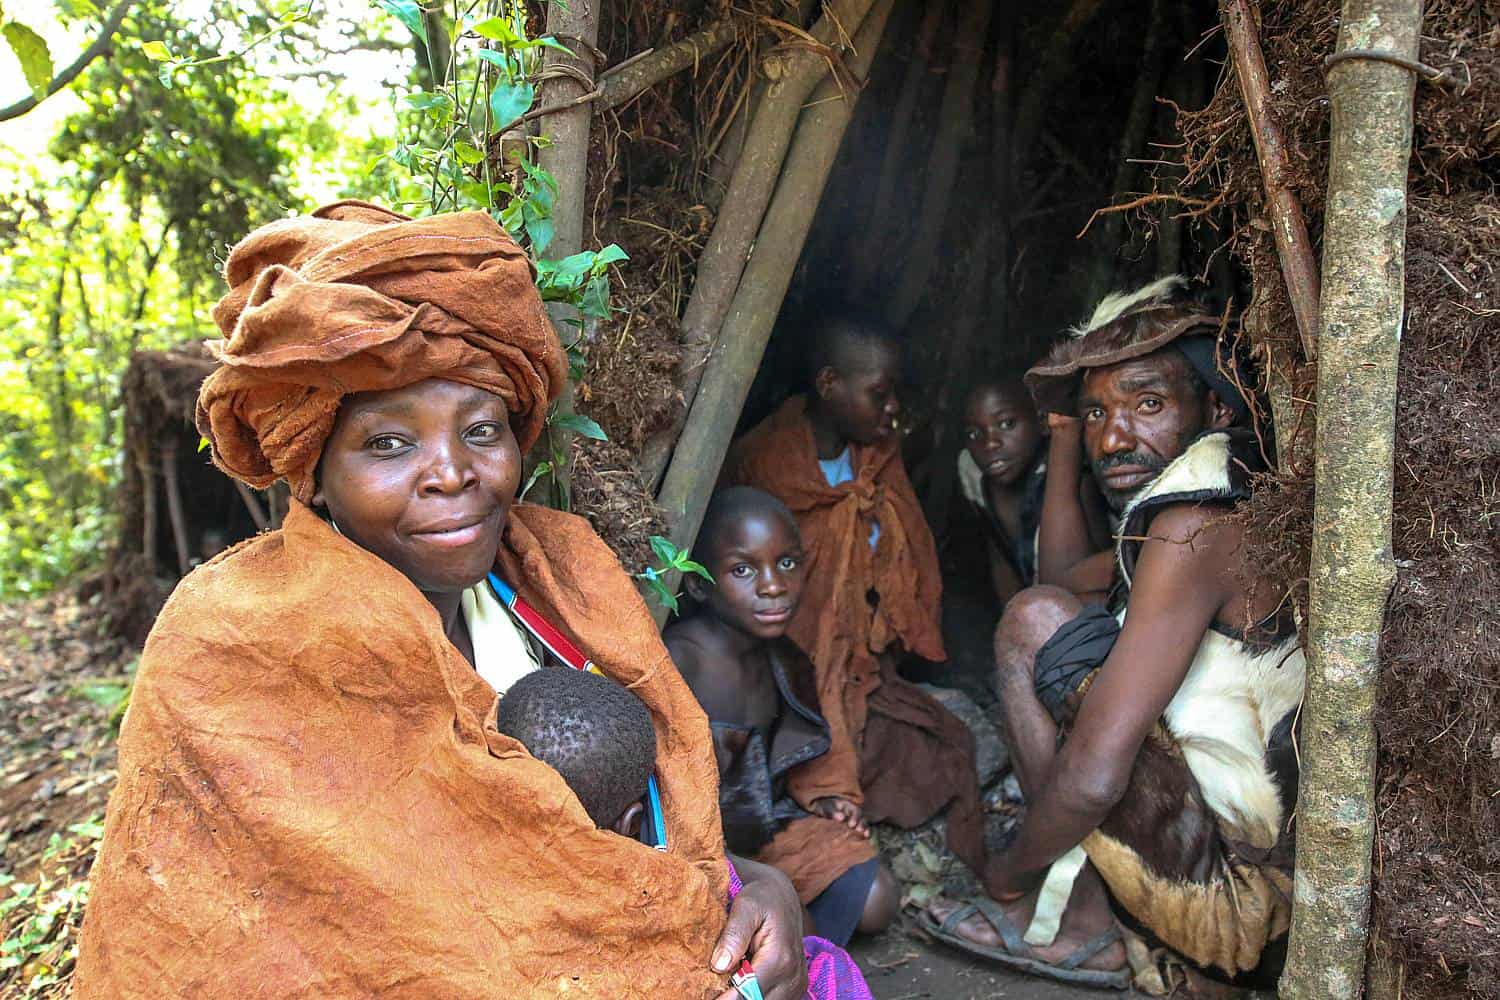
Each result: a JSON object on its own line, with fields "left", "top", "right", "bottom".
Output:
{"left": 1024, "top": 277, "right": 1243, "bottom": 417}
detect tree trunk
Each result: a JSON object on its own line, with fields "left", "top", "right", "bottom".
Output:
{"left": 638, "top": 0, "right": 880, "bottom": 489}
{"left": 653, "top": 0, "right": 897, "bottom": 609}
{"left": 536, "top": 0, "right": 602, "bottom": 507}
{"left": 888, "top": 0, "right": 994, "bottom": 328}
{"left": 1088, "top": 0, "right": 1167, "bottom": 300}
{"left": 1279, "top": 1, "right": 1417, "bottom": 996}
{"left": 1222, "top": 0, "right": 1322, "bottom": 361}
{"left": 850, "top": 0, "right": 946, "bottom": 296}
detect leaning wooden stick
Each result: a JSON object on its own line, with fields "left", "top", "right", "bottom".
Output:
{"left": 1221, "top": 0, "right": 1321, "bottom": 362}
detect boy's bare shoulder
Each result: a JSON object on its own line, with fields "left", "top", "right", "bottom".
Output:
{"left": 663, "top": 618, "right": 761, "bottom": 723}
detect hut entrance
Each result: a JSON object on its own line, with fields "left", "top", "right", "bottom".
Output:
{"left": 719, "top": 0, "right": 1240, "bottom": 697}
{"left": 107, "top": 345, "right": 289, "bottom": 642}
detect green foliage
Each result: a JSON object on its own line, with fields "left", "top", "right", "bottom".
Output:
{"left": 370, "top": 1, "right": 629, "bottom": 510}
{"left": 0, "top": 0, "right": 634, "bottom": 594}
{"left": 0, "top": 819, "right": 104, "bottom": 996}
{"left": 1, "top": 15, "right": 53, "bottom": 99}
{"left": 0, "top": 0, "right": 384, "bottom": 595}
{"left": 635, "top": 535, "right": 713, "bottom": 614}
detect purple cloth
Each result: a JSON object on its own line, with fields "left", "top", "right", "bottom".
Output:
{"left": 727, "top": 861, "right": 875, "bottom": 1000}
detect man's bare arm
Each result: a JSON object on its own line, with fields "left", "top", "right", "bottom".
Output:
{"left": 990, "top": 504, "right": 1239, "bottom": 892}
{"left": 1035, "top": 415, "right": 1099, "bottom": 587}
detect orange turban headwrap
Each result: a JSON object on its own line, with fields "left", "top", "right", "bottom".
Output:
{"left": 196, "top": 200, "right": 566, "bottom": 503}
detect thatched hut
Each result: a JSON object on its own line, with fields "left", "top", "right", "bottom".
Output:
{"left": 109, "top": 0, "right": 1497, "bottom": 994}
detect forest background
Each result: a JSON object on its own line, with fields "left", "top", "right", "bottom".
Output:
{"left": 0, "top": 0, "right": 594, "bottom": 598}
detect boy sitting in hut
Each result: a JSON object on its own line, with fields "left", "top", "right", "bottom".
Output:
{"left": 958, "top": 378, "right": 1113, "bottom": 603}
{"left": 495, "top": 667, "right": 658, "bottom": 839}
{"left": 723, "top": 318, "right": 1002, "bottom": 901}
{"left": 665, "top": 487, "right": 898, "bottom": 946}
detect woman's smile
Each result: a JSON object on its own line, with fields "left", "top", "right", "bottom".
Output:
{"left": 407, "top": 507, "right": 503, "bottom": 548}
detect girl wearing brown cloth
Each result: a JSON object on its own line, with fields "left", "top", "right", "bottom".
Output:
{"left": 72, "top": 202, "right": 829, "bottom": 1000}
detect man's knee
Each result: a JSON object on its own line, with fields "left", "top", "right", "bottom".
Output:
{"left": 994, "top": 585, "right": 1085, "bottom": 685}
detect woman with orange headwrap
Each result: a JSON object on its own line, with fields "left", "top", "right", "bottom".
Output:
{"left": 72, "top": 201, "right": 850, "bottom": 999}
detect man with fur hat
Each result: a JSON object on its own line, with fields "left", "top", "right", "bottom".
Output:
{"left": 921, "top": 278, "right": 1304, "bottom": 992}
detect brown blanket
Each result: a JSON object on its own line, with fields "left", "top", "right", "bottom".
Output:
{"left": 726, "top": 398, "right": 987, "bottom": 887}
{"left": 75, "top": 502, "right": 731, "bottom": 998}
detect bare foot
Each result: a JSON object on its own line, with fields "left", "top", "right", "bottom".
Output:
{"left": 924, "top": 865, "right": 1126, "bottom": 975}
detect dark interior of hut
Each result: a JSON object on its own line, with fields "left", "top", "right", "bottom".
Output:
{"left": 730, "top": 0, "right": 1240, "bottom": 700}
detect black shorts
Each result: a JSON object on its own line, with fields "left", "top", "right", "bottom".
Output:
{"left": 806, "top": 857, "right": 880, "bottom": 947}
{"left": 1032, "top": 604, "right": 1119, "bottom": 723}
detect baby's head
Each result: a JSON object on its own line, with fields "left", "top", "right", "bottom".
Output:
{"left": 495, "top": 668, "right": 657, "bottom": 837}
{"left": 686, "top": 487, "right": 806, "bottom": 641}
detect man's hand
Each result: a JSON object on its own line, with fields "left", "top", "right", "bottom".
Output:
{"left": 1046, "top": 411, "right": 1083, "bottom": 438}
{"left": 715, "top": 856, "right": 807, "bottom": 1000}
{"left": 809, "top": 796, "right": 869, "bottom": 838}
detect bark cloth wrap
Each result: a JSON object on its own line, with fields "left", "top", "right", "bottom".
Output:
{"left": 75, "top": 202, "right": 737, "bottom": 998}
{"left": 727, "top": 397, "right": 991, "bottom": 883}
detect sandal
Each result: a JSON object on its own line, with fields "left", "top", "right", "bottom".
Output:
{"left": 916, "top": 896, "right": 1132, "bottom": 991}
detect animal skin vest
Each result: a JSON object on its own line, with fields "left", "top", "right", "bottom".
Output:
{"left": 1115, "top": 429, "right": 1305, "bottom": 851}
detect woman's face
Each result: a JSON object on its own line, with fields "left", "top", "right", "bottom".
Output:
{"left": 314, "top": 379, "right": 522, "bottom": 595}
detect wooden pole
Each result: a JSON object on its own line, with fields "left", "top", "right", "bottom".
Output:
{"left": 1087, "top": 0, "right": 1167, "bottom": 301}
{"left": 234, "top": 480, "right": 269, "bottom": 532}
{"left": 1279, "top": 0, "right": 1417, "bottom": 995}
{"left": 1221, "top": 0, "right": 1322, "bottom": 362}
{"left": 137, "top": 450, "right": 157, "bottom": 574}
{"left": 638, "top": 0, "right": 879, "bottom": 489}
{"left": 536, "top": 0, "right": 602, "bottom": 507}
{"left": 850, "top": 0, "right": 945, "bottom": 296}
{"left": 159, "top": 443, "right": 192, "bottom": 578}
{"left": 887, "top": 0, "right": 994, "bottom": 328}
{"left": 653, "top": 0, "right": 897, "bottom": 615}
{"left": 598, "top": 17, "right": 743, "bottom": 110}
{"left": 1009, "top": 0, "right": 1108, "bottom": 167}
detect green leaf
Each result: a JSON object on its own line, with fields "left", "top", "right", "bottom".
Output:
{"left": 579, "top": 274, "right": 610, "bottom": 319}
{"left": 551, "top": 412, "right": 607, "bottom": 441}
{"left": 376, "top": 0, "right": 427, "bottom": 46}
{"left": 519, "top": 460, "right": 552, "bottom": 500}
{"left": 141, "top": 40, "right": 172, "bottom": 61}
{"left": 677, "top": 558, "right": 713, "bottom": 582}
{"left": 592, "top": 243, "right": 629, "bottom": 269}
{"left": 649, "top": 534, "right": 677, "bottom": 565}
{"left": 70, "top": 680, "right": 131, "bottom": 710}
{"left": 453, "top": 140, "right": 484, "bottom": 165}
{"left": 197, "top": 436, "right": 211, "bottom": 453}
{"left": 475, "top": 48, "right": 515, "bottom": 76}
{"left": 402, "top": 91, "right": 450, "bottom": 112}
{"left": 471, "top": 17, "right": 521, "bottom": 44}
{"left": 536, "top": 36, "right": 574, "bottom": 54}
{"left": 477, "top": 16, "right": 531, "bottom": 44}
{"left": 3, "top": 21, "right": 52, "bottom": 99}
{"left": 488, "top": 79, "right": 534, "bottom": 128}
{"left": 522, "top": 207, "right": 553, "bottom": 255}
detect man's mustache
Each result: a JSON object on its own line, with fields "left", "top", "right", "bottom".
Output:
{"left": 1091, "top": 451, "right": 1167, "bottom": 478}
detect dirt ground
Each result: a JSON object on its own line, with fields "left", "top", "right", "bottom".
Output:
{"left": 851, "top": 926, "right": 1116, "bottom": 999}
